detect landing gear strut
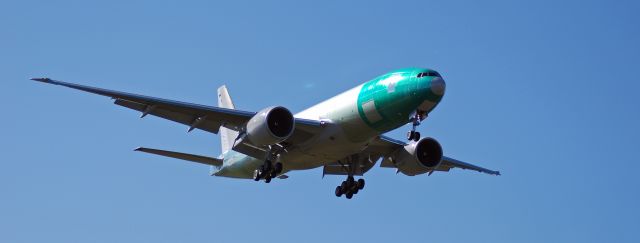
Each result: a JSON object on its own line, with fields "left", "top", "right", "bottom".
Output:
{"left": 253, "top": 146, "right": 284, "bottom": 183}
{"left": 335, "top": 176, "right": 365, "bottom": 199}
{"left": 407, "top": 110, "right": 427, "bottom": 142}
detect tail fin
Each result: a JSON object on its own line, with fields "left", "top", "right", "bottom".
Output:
{"left": 217, "top": 85, "right": 238, "bottom": 153}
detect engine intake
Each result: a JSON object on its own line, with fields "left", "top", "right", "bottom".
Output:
{"left": 245, "top": 106, "right": 295, "bottom": 146}
{"left": 415, "top": 137, "right": 443, "bottom": 168}
{"left": 393, "top": 137, "right": 443, "bottom": 176}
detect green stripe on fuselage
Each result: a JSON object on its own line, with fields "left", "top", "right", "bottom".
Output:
{"left": 356, "top": 68, "right": 444, "bottom": 132}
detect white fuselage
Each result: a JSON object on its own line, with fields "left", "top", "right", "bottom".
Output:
{"left": 214, "top": 84, "right": 379, "bottom": 179}
{"left": 213, "top": 68, "right": 443, "bottom": 179}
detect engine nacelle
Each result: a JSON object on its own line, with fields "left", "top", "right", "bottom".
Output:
{"left": 245, "top": 106, "right": 295, "bottom": 146}
{"left": 393, "top": 137, "right": 443, "bottom": 176}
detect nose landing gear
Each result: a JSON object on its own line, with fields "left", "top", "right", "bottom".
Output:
{"left": 407, "top": 110, "right": 427, "bottom": 142}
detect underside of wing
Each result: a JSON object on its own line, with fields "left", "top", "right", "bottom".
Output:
{"left": 372, "top": 135, "right": 500, "bottom": 176}
{"left": 438, "top": 156, "right": 501, "bottom": 175}
{"left": 32, "top": 78, "right": 253, "bottom": 134}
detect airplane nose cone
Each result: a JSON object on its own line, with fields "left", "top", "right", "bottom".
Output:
{"left": 430, "top": 77, "right": 446, "bottom": 96}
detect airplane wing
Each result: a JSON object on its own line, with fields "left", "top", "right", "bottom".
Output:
{"left": 370, "top": 135, "right": 501, "bottom": 176}
{"left": 31, "top": 78, "right": 322, "bottom": 140}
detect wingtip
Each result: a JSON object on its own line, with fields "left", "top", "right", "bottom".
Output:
{"left": 31, "top": 77, "right": 51, "bottom": 82}
{"left": 133, "top": 147, "right": 144, "bottom": 151}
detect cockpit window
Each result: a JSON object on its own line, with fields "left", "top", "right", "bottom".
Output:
{"left": 417, "top": 71, "right": 441, "bottom": 78}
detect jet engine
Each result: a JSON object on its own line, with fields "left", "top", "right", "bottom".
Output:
{"left": 393, "top": 137, "right": 443, "bottom": 176}
{"left": 245, "top": 106, "right": 295, "bottom": 146}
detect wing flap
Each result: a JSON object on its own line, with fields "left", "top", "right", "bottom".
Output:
{"left": 134, "top": 147, "right": 223, "bottom": 167}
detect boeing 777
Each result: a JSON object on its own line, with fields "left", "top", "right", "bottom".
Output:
{"left": 31, "top": 68, "right": 499, "bottom": 199}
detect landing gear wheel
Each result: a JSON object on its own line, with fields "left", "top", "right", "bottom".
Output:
{"left": 340, "top": 181, "right": 348, "bottom": 193}
{"left": 254, "top": 145, "right": 287, "bottom": 184}
{"left": 413, "top": 132, "right": 421, "bottom": 142}
{"left": 274, "top": 162, "right": 283, "bottom": 174}
{"left": 357, "top": 179, "right": 365, "bottom": 190}
{"left": 335, "top": 186, "right": 343, "bottom": 197}
{"left": 407, "top": 131, "right": 415, "bottom": 140}
{"left": 345, "top": 192, "right": 353, "bottom": 199}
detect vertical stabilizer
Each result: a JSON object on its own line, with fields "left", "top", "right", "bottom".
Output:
{"left": 217, "top": 85, "right": 239, "bottom": 153}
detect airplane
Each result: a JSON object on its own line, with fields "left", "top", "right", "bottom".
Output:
{"left": 31, "top": 68, "right": 499, "bottom": 199}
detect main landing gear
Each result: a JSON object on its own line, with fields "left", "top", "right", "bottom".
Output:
{"left": 253, "top": 160, "right": 283, "bottom": 183}
{"left": 407, "top": 110, "right": 427, "bottom": 142}
{"left": 334, "top": 176, "right": 365, "bottom": 199}
{"left": 253, "top": 146, "right": 284, "bottom": 183}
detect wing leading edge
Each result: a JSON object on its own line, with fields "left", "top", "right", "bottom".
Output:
{"left": 31, "top": 78, "right": 323, "bottom": 141}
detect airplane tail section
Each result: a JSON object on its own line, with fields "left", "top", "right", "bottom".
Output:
{"left": 217, "top": 85, "right": 238, "bottom": 153}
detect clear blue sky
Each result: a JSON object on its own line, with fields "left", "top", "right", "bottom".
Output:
{"left": 2, "top": 0, "right": 639, "bottom": 242}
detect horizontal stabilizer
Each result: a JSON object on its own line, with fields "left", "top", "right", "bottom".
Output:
{"left": 134, "top": 147, "right": 223, "bottom": 167}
